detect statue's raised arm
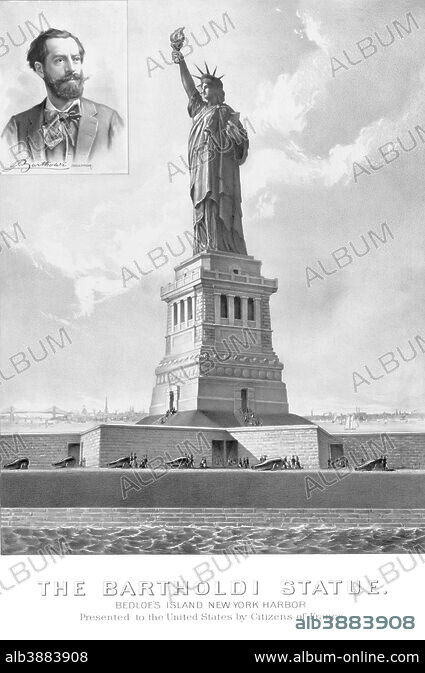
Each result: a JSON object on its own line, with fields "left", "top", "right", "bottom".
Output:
{"left": 170, "top": 27, "right": 197, "bottom": 99}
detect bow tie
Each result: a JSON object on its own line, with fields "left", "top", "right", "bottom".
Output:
{"left": 43, "top": 103, "right": 81, "bottom": 149}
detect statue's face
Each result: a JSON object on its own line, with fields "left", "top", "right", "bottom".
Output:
{"left": 201, "top": 82, "right": 221, "bottom": 105}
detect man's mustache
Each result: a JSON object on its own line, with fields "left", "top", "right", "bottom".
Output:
{"left": 57, "top": 73, "right": 89, "bottom": 85}
{"left": 44, "top": 72, "right": 89, "bottom": 87}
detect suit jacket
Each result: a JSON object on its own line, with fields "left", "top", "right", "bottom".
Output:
{"left": 2, "top": 97, "right": 123, "bottom": 164}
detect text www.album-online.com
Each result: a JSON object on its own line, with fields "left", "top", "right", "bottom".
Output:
{"left": 253, "top": 651, "right": 419, "bottom": 664}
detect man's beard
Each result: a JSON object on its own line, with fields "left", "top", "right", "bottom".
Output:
{"left": 43, "top": 71, "right": 87, "bottom": 101}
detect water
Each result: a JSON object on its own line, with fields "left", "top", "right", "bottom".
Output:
{"left": 2, "top": 525, "right": 425, "bottom": 555}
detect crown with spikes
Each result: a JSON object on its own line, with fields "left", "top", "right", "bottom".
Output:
{"left": 193, "top": 62, "right": 225, "bottom": 88}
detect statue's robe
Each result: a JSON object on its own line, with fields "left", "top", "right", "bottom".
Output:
{"left": 187, "top": 91, "right": 248, "bottom": 255}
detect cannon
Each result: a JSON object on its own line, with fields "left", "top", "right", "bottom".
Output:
{"left": 3, "top": 457, "right": 29, "bottom": 470}
{"left": 52, "top": 456, "right": 76, "bottom": 468}
{"left": 252, "top": 457, "right": 285, "bottom": 471}
{"left": 355, "top": 456, "right": 394, "bottom": 471}
{"left": 106, "top": 456, "right": 131, "bottom": 468}
{"left": 166, "top": 456, "right": 192, "bottom": 469}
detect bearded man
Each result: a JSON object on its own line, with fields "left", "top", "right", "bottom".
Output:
{"left": 2, "top": 28, "right": 123, "bottom": 165}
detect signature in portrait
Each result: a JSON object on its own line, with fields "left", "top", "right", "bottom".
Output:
{"left": 4, "top": 159, "right": 69, "bottom": 173}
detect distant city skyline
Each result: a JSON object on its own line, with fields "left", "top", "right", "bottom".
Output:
{"left": 0, "top": 402, "right": 423, "bottom": 417}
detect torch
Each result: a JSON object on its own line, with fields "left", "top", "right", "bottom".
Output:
{"left": 170, "top": 27, "right": 185, "bottom": 63}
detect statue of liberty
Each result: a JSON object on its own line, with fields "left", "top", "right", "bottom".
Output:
{"left": 170, "top": 28, "right": 249, "bottom": 255}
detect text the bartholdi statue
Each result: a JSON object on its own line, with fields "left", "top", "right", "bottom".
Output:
{"left": 171, "top": 27, "right": 249, "bottom": 256}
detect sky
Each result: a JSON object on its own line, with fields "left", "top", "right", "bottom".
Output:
{"left": 1, "top": 0, "right": 425, "bottom": 415}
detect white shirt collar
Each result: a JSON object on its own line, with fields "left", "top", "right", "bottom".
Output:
{"left": 45, "top": 97, "right": 81, "bottom": 113}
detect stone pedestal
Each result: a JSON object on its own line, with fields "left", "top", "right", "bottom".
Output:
{"left": 149, "top": 250, "right": 289, "bottom": 423}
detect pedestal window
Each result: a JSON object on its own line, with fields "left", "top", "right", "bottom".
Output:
{"left": 248, "top": 297, "right": 255, "bottom": 321}
{"left": 187, "top": 296, "right": 193, "bottom": 321}
{"left": 220, "top": 294, "right": 228, "bottom": 318}
{"left": 234, "top": 296, "right": 242, "bottom": 320}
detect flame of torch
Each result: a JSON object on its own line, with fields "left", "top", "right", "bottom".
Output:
{"left": 170, "top": 27, "right": 185, "bottom": 51}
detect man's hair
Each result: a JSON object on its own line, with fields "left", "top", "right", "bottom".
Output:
{"left": 27, "top": 28, "right": 85, "bottom": 71}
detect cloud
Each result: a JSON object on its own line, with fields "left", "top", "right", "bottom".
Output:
{"left": 244, "top": 5, "right": 425, "bottom": 194}
{"left": 251, "top": 30, "right": 328, "bottom": 138}
{"left": 18, "top": 182, "right": 192, "bottom": 318}
{"left": 243, "top": 127, "right": 373, "bottom": 192}
{"left": 296, "top": 8, "right": 331, "bottom": 52}
{"left": 244, "top": 11, "right": 369, "bottom": 190}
